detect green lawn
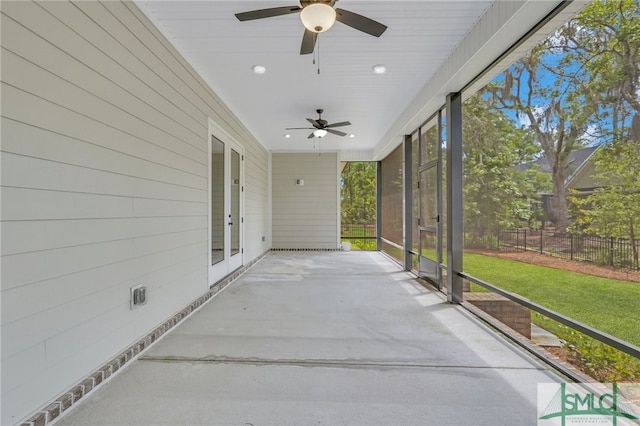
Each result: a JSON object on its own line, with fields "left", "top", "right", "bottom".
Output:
{"left": 463, "top": 253, "right": 640, "bottom": 347}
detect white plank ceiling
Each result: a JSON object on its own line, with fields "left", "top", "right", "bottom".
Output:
{"left": 135, "top": 1, "right": 497, "bottom": 154}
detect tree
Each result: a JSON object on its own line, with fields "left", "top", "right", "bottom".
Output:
{"left": 486, "top": 35, "right": 595, "bottom": 231}
{"left": 341, "top": 162, "right": 376, "bottom": 225}
{"left": 566, "top": 0, "right": 640, "bottom": 267}
{"left": 583, "top": 143, "right": 640, "bottom": 268}
{"left": 462, "top": 95, "right": 549, "bottom": 236}
{"left": 569, "top": 0, "right": 640, "bottom": 143}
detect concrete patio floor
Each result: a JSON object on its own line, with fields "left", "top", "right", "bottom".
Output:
{"left": 56, "top": 251, "right": 565, "bottom": 425}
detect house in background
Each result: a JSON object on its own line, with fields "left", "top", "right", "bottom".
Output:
{"left": 564, "top": 146, "right": 601, "bottom": 195}
{"left": 514, "top": 146, "right": 601, "bottom": 224}
{"left": 1, "top": 1, "right": 586, "bottom": 425}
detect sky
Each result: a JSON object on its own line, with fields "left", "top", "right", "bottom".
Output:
{"left": 485, "top": 48, "right": 628, "bottom": 149}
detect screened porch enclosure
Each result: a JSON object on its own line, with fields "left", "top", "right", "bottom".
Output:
{"left": 375, "top": 88, "right": 640, "bottom": 390}
{"left": 372, "top": 0, "right": 640, "bottom": 387}
{"left": 5, "top": 1, "right": 640, "bottom": 425}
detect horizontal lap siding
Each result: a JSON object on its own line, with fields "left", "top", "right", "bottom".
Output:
{"left": 104, "top": 0, "right": 271, "bottom": 260}
{"left": 0, "top": 1, "right": 268, "bottom": 424}
{"left": 245, "top": 148, "right": 270, "bottom": 249}
{"left": 272, "top": 153, "right": 339, "bottom": 249}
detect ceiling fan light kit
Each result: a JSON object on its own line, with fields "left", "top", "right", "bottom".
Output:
{"left": 313, "top": 129, "right": 328, "bottom": 138}
{"left": 300, "top": 3, "right": 336, "bottom": 33}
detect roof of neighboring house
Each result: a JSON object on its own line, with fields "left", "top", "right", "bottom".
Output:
{"left": 514, "top": 146, "right": 599, "bottom": 187}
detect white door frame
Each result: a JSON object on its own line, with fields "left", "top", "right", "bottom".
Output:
{"left": 208, "top": 118, "right": 244, "bottom": 286}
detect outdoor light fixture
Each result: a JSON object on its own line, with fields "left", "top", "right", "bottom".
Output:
{"left": 313, "top": 129, "right": 328, "bottom": 138}
{"left": 300, "top": 3, "right": 336, "bottom": 33}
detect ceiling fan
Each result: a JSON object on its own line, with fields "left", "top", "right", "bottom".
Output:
{"left": 235, "top": 1, "right": 387, "bottom": 55}
{"left": 286, "top": 109, "right": 351, "bottom": 138}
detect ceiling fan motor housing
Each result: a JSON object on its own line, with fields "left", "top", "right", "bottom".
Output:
{"left": 315, "top": 109, "right": 327, "bottom": 127}
{"left": 300, "top": 0, "right": 336, "bottom": 7}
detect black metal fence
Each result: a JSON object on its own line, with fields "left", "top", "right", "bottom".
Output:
{"left": 341, "top": 224, "right": 377, "bottom": 250}
{"left": 466, "top": 229, "right": 640, "bottom": 270}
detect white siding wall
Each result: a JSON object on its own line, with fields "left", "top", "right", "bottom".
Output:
{"left": 0, "top": 1, "right": 269, "bottom": 424}
{"left": 272, "top": 153, "right": 339, "bottom": 249}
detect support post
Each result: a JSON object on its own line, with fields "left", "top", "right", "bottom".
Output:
{"left": 446, "top": 92, "right": 463, "bottom": 304}
{"left": 376, "top": 161, "right": 382, "bottom": 251}
{"left": 403, "top": 135, "right": 413, "bottom": 271}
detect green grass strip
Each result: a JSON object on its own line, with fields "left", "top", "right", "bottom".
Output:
{"left": 463, "top": 253, "right": 640, "bottom": 347}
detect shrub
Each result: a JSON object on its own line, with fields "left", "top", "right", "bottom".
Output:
{"left": 533, "top": 313, "right": 640, "bottom": 382}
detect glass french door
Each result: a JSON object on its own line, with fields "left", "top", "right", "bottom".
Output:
{"left": 209, "top": 134, "right": 243, "bottom": 285}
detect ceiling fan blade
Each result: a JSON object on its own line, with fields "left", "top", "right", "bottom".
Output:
{"left": 306, "top": 118, "right": 321, "bottom": 128}
{"left": 335, "top": 8, "right": 387, "bottom": 37}
{"left": 307, "top": 132, "right": 315, "bottom": 139}
{"left": 235, "top": 6, "right": 301, "bottom": 21}
{"left": 286, "top": 127, "right": 314, "bottom": 130}
{"left": 300, "top": 29, "right": 317, "bottom": 55}
{"left": 326, "top": 129, "right": 348, "bottom": 137}
{"left": 326, "top": 121, "right": 351, "bottom": 128}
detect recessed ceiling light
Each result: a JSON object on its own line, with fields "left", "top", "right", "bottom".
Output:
{"left": 349, "top": 134, "right": 356, "bottom": 138}
{"left": 284, "top": 134, "right": 291, "bottom": 138}
{"left": 252, "top": 65, "right": 266, "bottom": 74}
{"left": 372, "top": 64, "right": 386, "bottom": 74}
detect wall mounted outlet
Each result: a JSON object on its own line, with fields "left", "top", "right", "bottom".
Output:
{"left": 130, "top": 285, "right": 147, "bottom": 309}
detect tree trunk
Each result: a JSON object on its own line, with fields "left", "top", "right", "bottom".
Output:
{"left": 551, "top": 165, "right": 569, "bottom": 232}
{"left": 534, "top": 126, "right": 571, "bottom": 233}
{"left": 630, "top": 217, "right": 638, "bottom": 269}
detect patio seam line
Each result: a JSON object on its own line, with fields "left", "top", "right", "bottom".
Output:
{"left": 19, "top": 249, "right": 271, "bottom": 426}
{"left": 138, "top": 356, "right": 549, "bottom": 371}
